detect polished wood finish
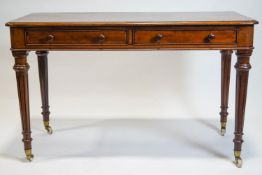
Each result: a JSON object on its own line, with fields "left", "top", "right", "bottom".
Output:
{"left": 5, "top": 12, "right": 258, "bottom": 27}
{"left": 8, "top": 25, "right": 254, "bottom": 50}
{"left": 27, "top": 29, "right": 128, "bottom": 45}
{"left": 134, "top": 28, "right": 236, "bottom": 45}
{"left": 36, "top": 51, "right": 50, "bottom": 123}
{"left": 12, "top": 51, "right": 32, "bottom": 151}
{"left": 220, "top": 50, "right": 232, "bottom": 125}
{"left": 234, "top": 49, "right": 252, "bottom": 152}
{"left": 6, "top": 12, "right": 258, "bottom": 167}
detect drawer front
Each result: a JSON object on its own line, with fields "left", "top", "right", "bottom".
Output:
{"left": 134, "top": 29, "right": 236, "bottom": 45}
{"left": 26, "top": 29, "right": 128, "bottom": 45}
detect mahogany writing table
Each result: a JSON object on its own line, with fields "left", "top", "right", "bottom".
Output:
{"left": 5, "top": 12, "right": 258, "bottom": 167}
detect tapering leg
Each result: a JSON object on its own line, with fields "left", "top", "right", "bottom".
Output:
{"left": 36, "top": 51, "right": 52, "bottom": 134}
{"left": 233, "top": 49, "right": 252, "bottom": 168}
{"left": 219, "top": 50, "right": 232, "bottom": 136}
{"left": 12, "top": 51, "right": 34, "bottom": 161}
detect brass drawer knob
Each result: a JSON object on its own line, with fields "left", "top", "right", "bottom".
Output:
{"left": 155, "top": 33, "right": 163, "bottom": 42}
{"left": 47, "top": 34, "right": 55, "bottom": 42}
{"left": 97, "top": 34, "right": 106, "bottom": 42}
{"left": 207, "top": 33, "right": 216, "bottom": 41}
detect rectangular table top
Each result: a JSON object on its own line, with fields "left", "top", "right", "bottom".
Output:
{"left": 6, "top": 12, "right": 258, "bottom": 27}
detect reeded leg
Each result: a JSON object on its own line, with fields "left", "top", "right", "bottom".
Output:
{"left": 233, "top": 49, "right": 252, "bottom": 168}
{"left": 12, "top": 51, "right": 34, "bottom": 161}
{"left": 36, "top": 51, "right": 52, "bottom": 134}
{"left": 219, "top": 50, "right": 232, "bottom": 136}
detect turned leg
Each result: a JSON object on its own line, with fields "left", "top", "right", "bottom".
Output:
{"left": 12, "top": 51, "right": 34, "bottom": 161}
{"left": 233, "top": 49, "right": 252, "bottom": 168}
{"left": 219, "top": 50, "right": 232, "bottom": 136}
{"left": 36, "top": 51, "right": 52, "bottom": 134}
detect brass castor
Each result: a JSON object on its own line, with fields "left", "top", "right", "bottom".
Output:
{"left": 25, "top": 149, "right": 34, "bottom": 162}
{"left": 44, "top": 121, "right": 53, "bottom": 134}
{"left": 234, "top": 157, "right": 242, "bottom": 168}
{"left": 220, "top": 122, "right": 226, "bottom": 136}
{"left": 234, "top": 151, "right": 242, "bottom": 168}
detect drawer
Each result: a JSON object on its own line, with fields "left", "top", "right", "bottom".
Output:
{"left": 134, "top": 29, "right": 236, "bottom": 45}
{"left": 26, "top": 29, "right": 128, "bottom": 45}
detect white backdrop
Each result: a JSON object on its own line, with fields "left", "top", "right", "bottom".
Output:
{"left": 0, "top": 0, "right": 262, "bottom": 174}
{"left": 0, "top": 0, "right": 261, "bottom": 119}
